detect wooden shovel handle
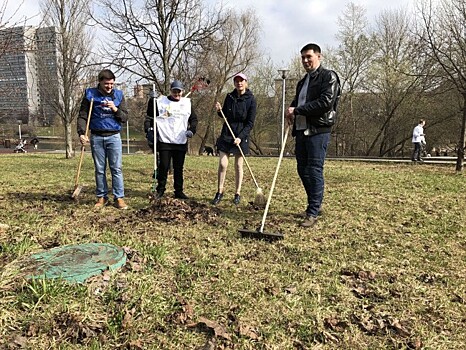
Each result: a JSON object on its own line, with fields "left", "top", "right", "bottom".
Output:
{"left": 74, "top": 98, "right": 93, "bottom": 187}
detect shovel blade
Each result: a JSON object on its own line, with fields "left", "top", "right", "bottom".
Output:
{"left": 71, "top": 185, "right": 83, "bottom": 199}
{"left": 238, "top": 229, "right": 284, "bottom": 241}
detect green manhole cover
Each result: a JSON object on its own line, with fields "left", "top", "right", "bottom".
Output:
{"left": 20, "top": 243, "right": 127, "bottom": 283}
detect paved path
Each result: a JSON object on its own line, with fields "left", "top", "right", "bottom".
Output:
{"left": 0, "top": 147, "right": 460, "bottom": 166}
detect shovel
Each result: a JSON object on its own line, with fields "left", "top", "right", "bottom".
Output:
{"left": 238, "top": 125, "right": 290, "bottom": 241}
{"left": 71, "top": 98, "right": 93, "bottom": 199}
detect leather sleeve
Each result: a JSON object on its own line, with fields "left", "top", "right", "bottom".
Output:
{"left": 294, "top": 70, "right": 339, "bottom": 117}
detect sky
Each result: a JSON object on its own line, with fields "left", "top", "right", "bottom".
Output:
{"left": 3, "top": 0, "right": 415, "bottom": 65}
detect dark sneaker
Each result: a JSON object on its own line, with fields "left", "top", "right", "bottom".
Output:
{"left": 233, "top": 194, "right": 241, "bottom": 205}
{"left": 211, "top": 192, "right": 223, "bottom": 205}
{"left": 114, "top": 198, "right": 128, "bottom": 210}
{"left": 174, "top": 191, "right": 189, "bottom": 199}
{"left": 300, "top": 215, "right": 317, "bottom": 228}
{"left": 94, "top": 197, "right": 108, "bottom": 208}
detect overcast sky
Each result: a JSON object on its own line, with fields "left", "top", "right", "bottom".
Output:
{"left": 4, "top": 0, "right": 415, "bottom": 65}
{"left": 215, "top": 0, "right": 415, "bottom": 65}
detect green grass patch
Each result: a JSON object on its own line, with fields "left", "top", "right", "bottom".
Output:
{"left": 0, "top": 154, "right": 465, "bottom": 349}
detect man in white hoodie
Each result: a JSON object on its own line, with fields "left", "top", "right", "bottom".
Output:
{"left": 411, "top": 119, "right": 426, "bottom": 162}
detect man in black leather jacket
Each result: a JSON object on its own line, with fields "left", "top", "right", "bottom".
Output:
{"left": 286, "top": 43, "right": 341, "bottom": 228}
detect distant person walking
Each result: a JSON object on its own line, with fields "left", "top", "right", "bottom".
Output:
{"left": 285, "top": 43, "right": 341, "bottom": 228}
{"left": 211, "top": 73, "right": 257, "bottom": 205}
{"left": 77, "top": 69, "right": 129, "bottom": 209}
{"left": 144, "top": 80, "right": 198, "bottom": 200}
{"left": 411, "top": 119, "right": 426, "bottom": 162}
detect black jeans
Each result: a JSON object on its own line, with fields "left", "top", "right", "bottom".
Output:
{"left": 412, "top": 142, "right": 422, "bottom": 161}
{"left": 156, "top": 150, "right": 186, "bottom": 193}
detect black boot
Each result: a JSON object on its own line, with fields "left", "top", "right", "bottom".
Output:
{"left": 211, "top": 192, "right": 223, "bottom": 205}
{"left": 174, "top": 191, "right": 189, "bottom": 199}
{"left": 233, "top": 194, "right": 241, "bottom": 205}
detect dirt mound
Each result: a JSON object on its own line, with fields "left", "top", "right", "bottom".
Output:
{"left": 135, "top": 197, "right": 222, "bottom": 225}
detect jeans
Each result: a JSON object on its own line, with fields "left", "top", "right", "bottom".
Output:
{"left": 412, "top": 142, "right": 422, "bottom": 161}
{"left": 156, "top": 150, "right": 186, "bottom": 194}
{"left": 91, "top": 133, "right": 124, "bottom": 199}
{"left": 295, "top": 131, "right": 331, "bottom": 218}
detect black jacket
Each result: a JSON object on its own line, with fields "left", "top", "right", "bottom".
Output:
{"left": 218, "top": 89, "right": 256, "bottom": 142}
{"left": 290, "top": 65, "right": 340, "bottom": 136}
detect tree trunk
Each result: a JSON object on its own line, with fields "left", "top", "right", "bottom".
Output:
{"left": 455, "top": 93, "right": 466, "bottom": 172}
{"left": 199, "top": 116, "right": 212, "bottom": 155}
{"left": 65, "top": 122, "right": 73, "bottom": 159}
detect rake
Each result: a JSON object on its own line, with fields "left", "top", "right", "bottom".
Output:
{"left": 185, "top": 77, "right": 210, "bottom": 98}
{"left": 219, "top": 109, "right": 266, "bottom": 207}
{"left": 238, "top": 125, "right": 290, "bottom": 241}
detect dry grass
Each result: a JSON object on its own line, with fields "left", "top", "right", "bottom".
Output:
{"left": 0, "top": 153, "right": 465, "bottom": 349}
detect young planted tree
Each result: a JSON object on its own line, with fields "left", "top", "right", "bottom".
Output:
{"left": 417, "top": 0, "right": 466, "bottom": 171}
{"left": 40, "top": 0, "right": 93, "bottom": 159}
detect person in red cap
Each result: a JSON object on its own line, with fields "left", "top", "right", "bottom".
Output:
{"left": 211, "top": 73, "right": 257, "bottom": 205}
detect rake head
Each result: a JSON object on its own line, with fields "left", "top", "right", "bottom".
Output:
{"left": 238, "top": 228, "right": 284, "bottom": 242}
{"left": 190, "top": 77, "right": 210, "bottom": 93}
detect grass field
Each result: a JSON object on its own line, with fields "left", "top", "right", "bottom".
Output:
{"left": 0, "top": 154, "right": 465, "bottom": 349}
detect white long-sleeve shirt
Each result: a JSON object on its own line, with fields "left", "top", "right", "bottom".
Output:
{"left": 412, "top": 124, "right": 425, "bottom": 143}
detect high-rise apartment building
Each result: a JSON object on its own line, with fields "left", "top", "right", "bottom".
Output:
{"left": 0, "top": 26, "right": 59, "bottom": 126}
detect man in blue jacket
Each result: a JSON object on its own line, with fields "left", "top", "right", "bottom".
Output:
{"left": 286, "top": 43, "right": 341, "bottom": 228}
{"left": 77, "top": 69, "right": 129, "bottom": 209}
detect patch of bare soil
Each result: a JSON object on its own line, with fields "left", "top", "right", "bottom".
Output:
{"left": 133, "top": 197, "right": 223, "bottom": 225}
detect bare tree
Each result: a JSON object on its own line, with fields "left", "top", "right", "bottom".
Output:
{"left": 195, "top": 8, "right": 261, "bottom": 154}
{"left": 0, "top": 1, "right": 39, "bottom": 129}
{"left": 327, "top": 2, "right": 375, "bottom": 156}
{"left": 40, "top": 0, "right": 93, "bottom": 158}
{"left": 92, "top": 0, "right": 225, "bottom": 93}
{"left": 0, "top": 0, "right": 39, "bottom": 30}
{"left": 417, "top": 0, "right": 466, "bottom": 171}
{"left": 362, "top": 8, "right": 430, "bottom": 157}
{"left": 247, "top": 58, "right": 281, "bottom": 155}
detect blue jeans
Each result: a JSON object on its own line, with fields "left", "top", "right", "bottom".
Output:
{"left": 90, "top": 133, "right": 124, "bottom": 199}
{"left": 295, "top": 131, "right": 331, "bottom": 218}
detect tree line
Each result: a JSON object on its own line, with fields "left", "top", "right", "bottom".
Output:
{"left": 1, "top": 0, "right": 465, "bottom": 171}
